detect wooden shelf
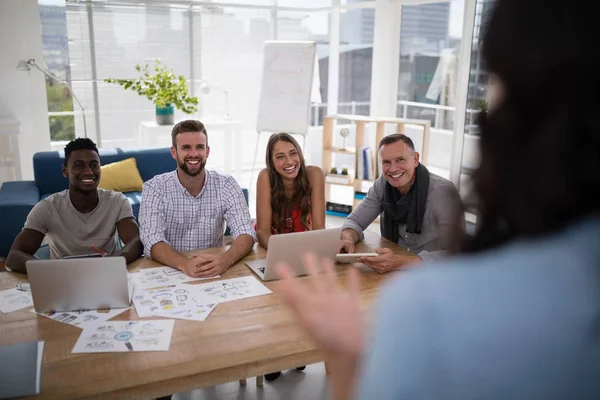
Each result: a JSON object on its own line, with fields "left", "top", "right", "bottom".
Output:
{"left": 325, "top": 182, "right": 354, "bottom": 187}
{"left": 325, "top": 174, "right": 354, "bottom": 186}
{"left": 322, "top": 114, "right": 430, "bottom": 205}
{"left": 324, "top": 147, "right": 356, "bottom": 154}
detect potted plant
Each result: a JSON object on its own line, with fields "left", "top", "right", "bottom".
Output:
{"left": 105, "top": 61, "right": 198, "bottom": 125}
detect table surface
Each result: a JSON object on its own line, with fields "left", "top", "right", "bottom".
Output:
{"left": 0, "top": 232, "right": 411, "bottom": 399}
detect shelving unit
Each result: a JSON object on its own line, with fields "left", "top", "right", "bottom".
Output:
{"left": 322, "top": 114, "right": 431, "bottom": 215}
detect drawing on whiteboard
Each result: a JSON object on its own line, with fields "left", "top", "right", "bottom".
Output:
{"left": 257, "top": 41, "right": 316, "bottom": 135}
{"left": 73, "top": 320, "right": 174, "bottom": 353}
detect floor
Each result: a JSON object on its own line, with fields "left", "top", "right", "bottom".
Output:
{"left": 174, "top": 363, "right": 330, "bottom": 400}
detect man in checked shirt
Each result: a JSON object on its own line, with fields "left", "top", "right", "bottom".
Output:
{"left": 139, "top": 120, "right": 256, "bottom": 277}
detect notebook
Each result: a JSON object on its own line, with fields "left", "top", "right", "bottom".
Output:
{"left": 0, "top": 341, "right": 44, "bottom": 398}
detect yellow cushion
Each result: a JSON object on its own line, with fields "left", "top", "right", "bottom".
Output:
{"left": 98, "top": 157, "right": 144, "bottom": 193}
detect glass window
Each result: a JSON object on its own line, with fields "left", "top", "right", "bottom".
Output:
{"left": 39, "top": 1, "right": 76, "bottom": 142}
{"left": 338, "top": 6, "right": 374, "bottom": 116}
{"left": 397, "top": 0, "right": 464, "bottom": 133}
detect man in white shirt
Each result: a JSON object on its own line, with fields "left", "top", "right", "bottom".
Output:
{"left": 139, "top": 120, "right": 256, "bottom": 277}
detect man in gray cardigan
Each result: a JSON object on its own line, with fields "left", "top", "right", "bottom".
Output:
{"left": 339, "top": 134, "right": 464, "bottom": 272}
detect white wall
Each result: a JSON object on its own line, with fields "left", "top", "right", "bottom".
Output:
{"left": 0, "top": 0, "right": 51, "bottom": 181}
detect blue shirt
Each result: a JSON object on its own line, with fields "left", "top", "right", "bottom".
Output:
{"left": 356, "top": 217, "right": 600, "bottom": 399}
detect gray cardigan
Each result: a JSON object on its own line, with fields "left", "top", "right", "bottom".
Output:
{"left": 341, "top": 172, "right": 464, "bottom": 264}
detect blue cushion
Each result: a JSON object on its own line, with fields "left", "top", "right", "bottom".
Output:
{"left": 123, "top": 191, "right": 143, "bottom": 219}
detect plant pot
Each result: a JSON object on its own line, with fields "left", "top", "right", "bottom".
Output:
{"left": 155, "top": 105, "right": 174, "bottom": 125}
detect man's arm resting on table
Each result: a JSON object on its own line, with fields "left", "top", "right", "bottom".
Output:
{"left": 150, "top": 241, "right": 192, "bottom": 271}
{"left": 5, "top": 229, "right": 45, "bottom": 274}
{"left": 115, "top": 217, "right": 143, "bottom": 264}
{"left": 221, "top": 234, "right": 254, "bottom": 267}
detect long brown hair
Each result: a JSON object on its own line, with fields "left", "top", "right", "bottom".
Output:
{"left": 266, "top": 133, "right": 312, "bottom": 232}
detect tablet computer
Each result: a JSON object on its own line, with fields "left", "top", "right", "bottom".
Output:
{"left": 335, "top": 253, "right": 378, "bottom": 263}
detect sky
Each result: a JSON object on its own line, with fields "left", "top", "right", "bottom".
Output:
{"left": 39, "top": 0, "right": 466, "bottom": 38}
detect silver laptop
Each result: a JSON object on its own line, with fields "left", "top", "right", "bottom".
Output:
{"left": 246, "top": 228, "right": 341, "bottom": 281}
{"left": 26, "top": 257, "right": 130, "bottom": 312}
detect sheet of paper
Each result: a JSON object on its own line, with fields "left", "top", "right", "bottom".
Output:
{"left": 128, "top": 266, "right": 219, "bottom": 289}
{"left": 72, "top": 320, "right": 174, "bottom": 353}
{"left": 0, "top": 287, "right": 34, "bottom": 314}
{"left": 189, "top": 276, "right": 272, "bottom": 305}
{"left": 31, "top": 307, "right": 129, "bottom": 328}
{"left": 132, "top": 283, "right": 210, "bottom": 318}
{"left": 154, "top": 302, "right": 217, "bottom": 322}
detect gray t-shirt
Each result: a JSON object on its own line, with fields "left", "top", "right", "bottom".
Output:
{"left": 24, "top": 189, "right": 134, "bottom": 259}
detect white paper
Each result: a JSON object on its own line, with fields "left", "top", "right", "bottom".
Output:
{"left": 31, "top": 307, "right": 130, "bottom": 328}
{"left": 72, "top": 320, "right": 174, "bottom": 353}
{"left": 0, "top": 287, "right": 34, "bottom": 313}
{"left": 154, "top": 302, "right": 216, "bottom": 322}
{"left": 189, "top": 276, "right": 272, "bottom": 305}
{"left": 132, "top": 283, "right": 213, "bottom": 319}
{"left": 128, "top": 266, "right": 219, "bottom": 289}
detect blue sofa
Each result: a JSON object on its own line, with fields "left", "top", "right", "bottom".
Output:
{"left": 0, "top": 147, "right": 176, "bottom": 257}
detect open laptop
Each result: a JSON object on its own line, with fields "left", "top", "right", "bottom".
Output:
{"left": 26, "top": 257, "right": 130, "bottom": 312}
{"left": 246, "top": 228, "right": 341, "bottom": 281}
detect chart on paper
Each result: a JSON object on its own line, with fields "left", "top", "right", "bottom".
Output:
{"left": 128, "top": 266, "right": 219, "bottom": 289}
{"left": 133, "top": 283, "right": 216, "bottom": 321}
{"left": 189, "top": 276, "right": 272, "bottom": 305}
{"left": 72, "top": 320, "right": 174, "bottom": 353}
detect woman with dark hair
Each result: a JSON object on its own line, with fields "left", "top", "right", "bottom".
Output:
{"left": 255, "top": 132, "right": 325, "bottom": 381}
{"left": 256, "top": 132, "right": 325, "bottom": 249}
{"left": 276, "top": 0, "right": 600, "bottom": 399}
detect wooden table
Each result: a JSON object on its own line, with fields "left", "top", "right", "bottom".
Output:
{"left": 0, "top": 232, "right": 411, "bottom": 399}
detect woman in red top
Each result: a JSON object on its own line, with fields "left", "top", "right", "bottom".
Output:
{"left": 255, "top": 132, "right": 325, "bottom": 381}
{"left": 256, "top": 132, "right": 325, "bottom": 248}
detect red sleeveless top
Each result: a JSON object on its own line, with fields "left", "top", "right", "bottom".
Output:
{"left": 271, "top": 204, "right": 311, "bottom": 234}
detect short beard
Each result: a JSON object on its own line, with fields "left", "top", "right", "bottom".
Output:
{"left": 178, "top": 158, "right": 205, "bottom": 177}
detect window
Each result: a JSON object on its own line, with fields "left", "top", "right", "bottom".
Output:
{"left": 39, "top": 1, "right": 76, "bottom": 142}
{"left": 397, "top": 0, "right": 464, "bottom": 133}
{"left": 338, "top": 6, "right": 374, "bottom": 116}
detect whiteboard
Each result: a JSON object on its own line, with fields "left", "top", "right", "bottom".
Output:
{"left": 257, "top": 41, "right": 317, "bottom": 136}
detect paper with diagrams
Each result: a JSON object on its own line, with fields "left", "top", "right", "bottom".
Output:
{"left": 0, "top": 287, "right": 34, "bottom": 314}
{"left": 188, "top": 276, "right": 272, "bottom": 305}
{"left": 72, "top": 320, "right": 174, "bottom": 353}
{"left": 128, "top": 266, "right": 219, "bottom": 289}
{"left": 132, "top": 283, "right": 216, "bottom": 321}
